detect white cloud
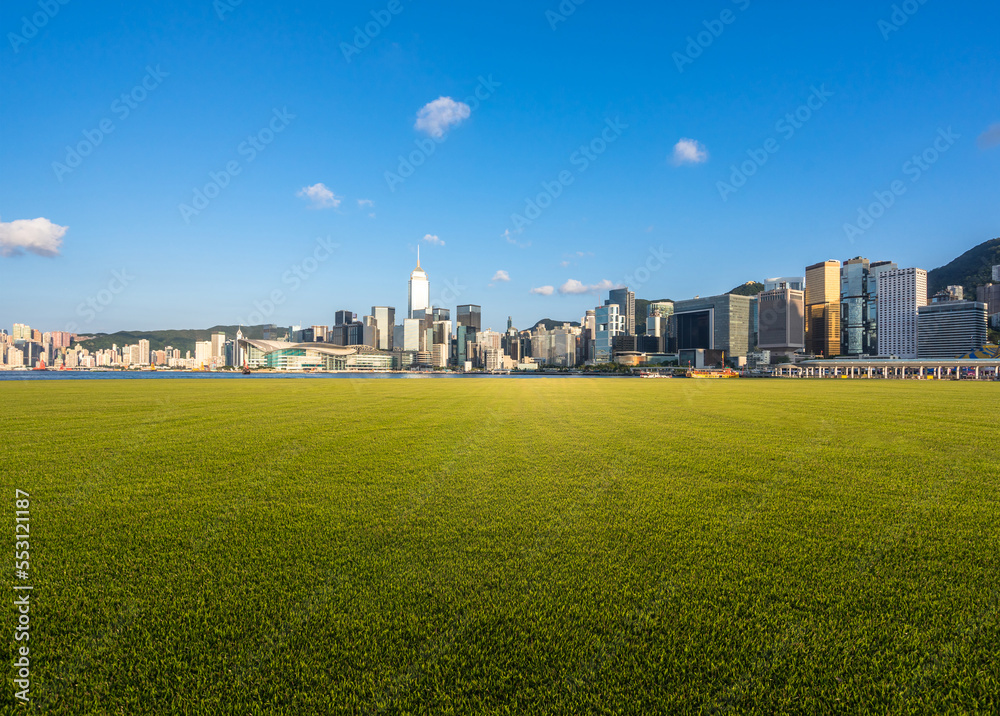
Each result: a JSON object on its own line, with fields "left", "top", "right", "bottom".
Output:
{"left": 530, "top": 285, "right": 555, "bottom": 296}
{"left": 422, "top": 234, "right": 444, "bottom": 246}
{"left": 491, "top": 270, "right": 510, "bottom": 282}
{"left": 357, "top": 199, "right": 374, "bottom": 207}
{"left": 502, "top": 228, "right": 531, "bottom": 249}
{"left": 559, "top": 260, "right": 570, "bottom": 268}
{"left": 0, "top": 216, "right": 67, "bottom": 257}
{"left": 558, "top": 278, "right": 619, "bottom": 295}
{"left": 978, "top": 123, "right": 1000, "bottom": 149}
{"left": 415, "top": 97, "right": 471, "bottom": 138}
{"left": 297, "top": 183, "right": 341, "bottom": 209}
{"left": 671, "top": 138, "right": 709, "bottom": 166}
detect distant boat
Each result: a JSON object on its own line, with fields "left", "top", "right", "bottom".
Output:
{"left": 32, "top": 360, "right": 47, "bottom": 371}
{"left": 685, "top": 368, "right": 739, "bottom": 379}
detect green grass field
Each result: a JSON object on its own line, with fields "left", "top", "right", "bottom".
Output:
{"left": 2, "top": 377, "right": 999, "bottom": 714}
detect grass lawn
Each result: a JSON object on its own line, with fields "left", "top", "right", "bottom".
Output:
{"left": 2, "top": 377, "right": 999, "bottom": 714}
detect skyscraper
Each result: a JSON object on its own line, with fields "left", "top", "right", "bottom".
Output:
{"left": 867, "top": 260, "right": 898, "bottom": 355}
{"left": 878, "top": 267, "right": 927, "bottom": 359}
{"left": 804, "top": 260, "right": 841, "bottom": 357}
{"left": 139, "top": 339, "right": 151, "bottom": 366}
{"left": 210, "top": 332, "right": 225, "bottom": 359}
{"left": 594, "top": 304, "right": 624, "bottom": 362}
{"left": 408, "top": 247, "right": 429, "bottom": 319}
{"left": 334, "top": 310, "right": 356, "bottom": 326}
{"left": 457, "top": 305, "right": 482, "bottom": 331}
{"left": 757, "top": 286, "right": 805, "bottom": 358}
{"left": 372, "top": 306, "right": 395, "bottom": 351}
{"left": 403, "top": 318, "right": 423, "bottom": 353}
{"left": 839, "top": 258, "right": 897, "bottom": 356}
{"left": 608, "top": 288, "right": 636, "bottom": 335}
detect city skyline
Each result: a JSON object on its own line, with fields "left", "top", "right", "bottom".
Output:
{"left": 3, "top": 2, "right": 1000, "bottom": 334}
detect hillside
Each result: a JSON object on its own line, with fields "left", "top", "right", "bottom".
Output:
{"left": 528, "top": 318, "right": 581, "bottom": 332}
{"left": 927, "top": 237, "right": 1000, "bottom": 296}
{"left": 635, "top": 298, "right": 672, "bottom": 333}
{"left": 76, "top": 324, "right": 275, "bottom": 355}
{"left": 727, "top": 281, "right": 765, "bottom": 296}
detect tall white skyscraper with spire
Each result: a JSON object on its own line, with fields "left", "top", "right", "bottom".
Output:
{"left": 408, "top": 246, "right": 429, "bottom": 319}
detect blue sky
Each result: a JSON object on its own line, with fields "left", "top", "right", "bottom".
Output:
{"left": 2, "top": 0, "right": 998, "bottom": 334}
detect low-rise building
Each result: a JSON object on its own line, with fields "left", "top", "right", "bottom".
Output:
{"left": 917, "top": 301, "right": 988, "bottom": 358}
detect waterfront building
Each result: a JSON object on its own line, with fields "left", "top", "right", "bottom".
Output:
{"left": 408, "top": 248, "right": 429, "bottom": 318}
{"left": 757, "top": 286, "right": 805, "bottom": 358}
{"left": 402, "top": 318, "right": 423, "bottom": 353}
{"left": 917, "top": 301, "right": 988, "bottom": 358}
{"left": 210, "top": 333, "right": 225, "bottom": 359}
{"left": 805, "top": 260, "right": 841, "bottom": 357}
{"left": 457, "top": 304, "right": 482, "bottom": 331}
{"left": 594, "top": 304, "right": 625, "bottom": 363}
{"left": 877, "top": 267, "right": 927, "bottom": 359}
{"left": 671, "top": 293, "right": 754, "bottom": 361}
{"left": 194, "top": 341, "right": 211, "bottom": 365}
{"left": 372, "top": 307, "right": 395, "bottom": 351}
{"left": 608, "top": 288, "right": 636, "bottom": 335}
{"left": 838, "top": 258, "right": 896, "bottom": 356}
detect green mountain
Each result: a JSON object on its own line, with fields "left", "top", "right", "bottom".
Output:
{"left": 528, "top": 318, "right": 581, "bottom": 332}
{"left": 727, "top": 281, "right": 765, "bottom": 296}
{"left": 927, "top": 237, "right": 1000, "bottom": 297}
{"left": 76, "top": 325, "right": 277, "bottom": 355}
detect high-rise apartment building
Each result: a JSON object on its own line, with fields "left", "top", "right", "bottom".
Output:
{"left": 139, "top": 339, "right": 151, "bottom": 366}
{"left": 12, "top": 323, "right": 31, "bottom": 342}
{"left": 457, "top": 305, "right": 482, "bottom": 331}
{"left": 194, "top": 340, "right": 212, "bottom": 364}
{"left": 408, "top": 248, "right": 429, "bottom": 319}
{"left": 805, "top": 260, "right": 841, "bottom": 357}
{"left": 877, "top": 267, "right": 927, "bottom": 359}
{"left": 975, "top": 282, "right": 1000, "bottom": 327}
{"left": 607, "top": 288, "right": 635, "bottom": 335}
